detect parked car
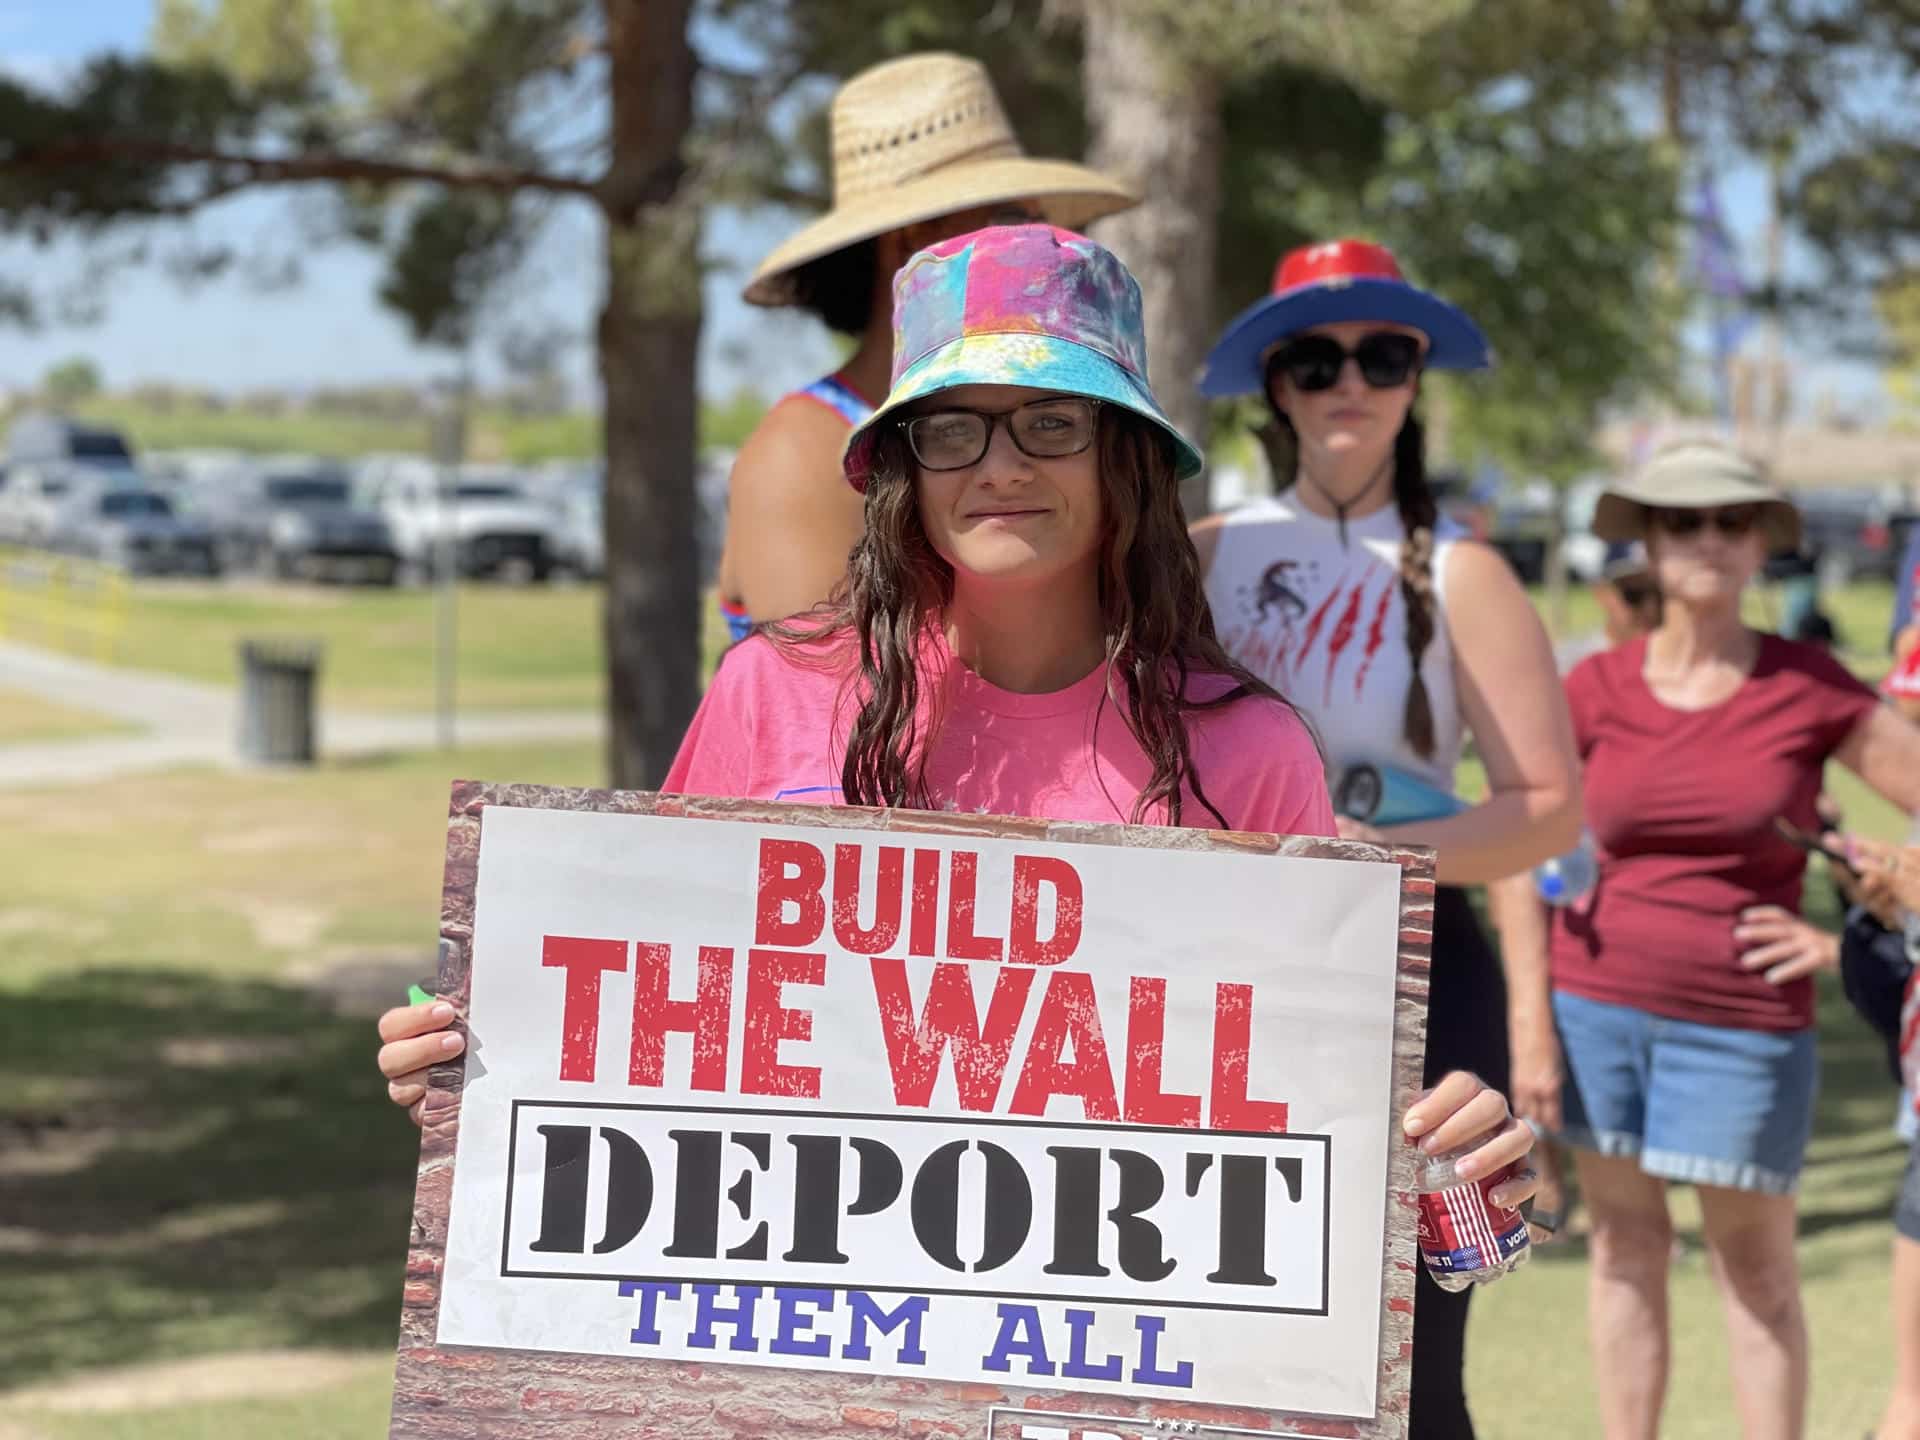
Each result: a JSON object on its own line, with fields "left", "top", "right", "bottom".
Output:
{"left": 0, "top": 461, "right": 140, "bottom": 546}
{"left": 189, "top": 458, "right": 399, "bottom": 583}
{"left": 46, "top": 483, "right": 220, "bottom": 576}
{"left": 4, "top": 412, "right": 135, "bottom": 468}
{"left": 552, "top": 483, "right": 604, "bottom": 579}
{"left": 1773, "top": 485, "right": 1906, "bottom": 585}
{"left": 356, "top": 459, "right": 557, "bottom": 582}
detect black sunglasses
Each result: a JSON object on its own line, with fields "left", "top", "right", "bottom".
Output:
{"left": 900, "top": 397, "right": 1101, "bottom": 472}
{"left": 1650, "top": 505, "right": 1760, "bottom": 539}
{"left": 1613, "top": 577, "right": 1658, "bottom": 608}
{"left": 1266, "top": 332, "right": 1423, "bottom": 393}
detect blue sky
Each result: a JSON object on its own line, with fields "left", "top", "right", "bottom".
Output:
{"left": 0, "top": 0, "right": 1887, "bottom": 419}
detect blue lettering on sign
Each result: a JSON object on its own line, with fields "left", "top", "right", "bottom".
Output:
{"left": 620, "top": 1285, "right": 929, "bottom": 1367}
{"left": 981, "top": 1304, "right": 1056, "bottom": 1376}
{"left": 769, "top": 1287, "right": 835, "bottom": 1358}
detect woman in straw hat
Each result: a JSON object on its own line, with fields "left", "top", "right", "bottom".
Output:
{"left": 376, "top": 227, "right": 1542, "bottom": 1306}
{"left": 1192, "top": 239, "right": 1581, "bottom": 1439}
{"left": 1546, "top": 440, "right": 1920, "bottom": 1439}
{"left": 713, "top": 53, "right": 1136, "bottom": 638}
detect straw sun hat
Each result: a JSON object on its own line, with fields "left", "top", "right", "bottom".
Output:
{"left": 1594, "top": 440, "right": 1802, "bottom": 551}
{"left": 743, "top": 53, "right": 1138, "bottom": 307}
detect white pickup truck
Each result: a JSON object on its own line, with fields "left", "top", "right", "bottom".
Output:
{"left": 354, "top": 458, "right": 558, "bottom": 582}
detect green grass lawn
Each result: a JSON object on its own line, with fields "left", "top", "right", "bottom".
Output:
{"left": 0, "top": 689, "right": 131, "bottom": 745}
{"left": 0, "top": 741, "right": 603, "bottom": 1404}
{"left": 1, "top": 578, "right": 738, "bottom": 714}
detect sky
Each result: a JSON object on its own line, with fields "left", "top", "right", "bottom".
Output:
{"left": 0, "top": 0, "right": 1891, "bottom": 421}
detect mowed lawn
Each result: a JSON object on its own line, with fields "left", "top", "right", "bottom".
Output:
{"left": 0, "top": 576, "right": 743, "bottom": 714}
{"left": 0, "top": 580, "right": 1912, "bottom": 1437}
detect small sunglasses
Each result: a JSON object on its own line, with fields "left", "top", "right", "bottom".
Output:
{"left": 1649, "top": 505, "right": 1761, "bottom": 539}
{"left": 1267, "top": 332, "right": 1423, "bottom": 393}
{"left": 1613, "top": 577, "right": 1659, "bottom": 609}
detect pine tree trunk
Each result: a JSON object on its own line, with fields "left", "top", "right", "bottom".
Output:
{"left": 599, "top": 0, "right": 701, "bottom": 789}
{"left": 1082, "top": 3, "right": 1223, "bottom": 519}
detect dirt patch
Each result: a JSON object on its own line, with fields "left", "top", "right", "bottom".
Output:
{"left": 0, "top": 1123, "right": 114, "bottom": 1181}
{"left": 221, "top": 896, "right": 332, "bottom": 950}
{"left": 159, "top": 1036, "right": 286, "bottom": 1069}
{"left": 0, "top": 910, "right": 108, "bottom": 942}
{"left": 201, "top": 825, "right": 334, "bottom": 855}
{"left": 285, "top": 946, "right": 434, "bottom": 1018}
{"left": 0, "top": 1349, "right": 382, "bottom": 1413}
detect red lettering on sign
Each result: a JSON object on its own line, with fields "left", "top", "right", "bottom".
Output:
{"left": 629, "top": 942, "right": 733, "bottom": 1091}
{"left": 1122, "top": 976, "right": 1202, "bottom": 1127}
{"left": 832, "top": 843, "right": 904, "bottom": 954}
{"left": 871, "top": 959, "right": 1034, "bottom": 1110}
{"left": 1009, "top": 969, "right": 1119, "bottom": 1121}
{"left": 755, "top": 838, "right": 826, "bottom": 948}
{"left": 742, "top": 948, "right": 825, "bottom": 1097}
{"left": 1008, "top": 854, "right": 1084, "bottom": 967}
{"left": 945, "top": 851, "right": 1004, "bottom": 962}
{"left": 541, "top": 935, "right": 628, "bottom": 1082}
{"left": 1209, "top": 982, "right": 1289, "bottom": 1133}
{"left": 908, "top": 848, "right": 941, "bottom": 957}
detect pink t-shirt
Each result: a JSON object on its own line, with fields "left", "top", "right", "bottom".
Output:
{"left": 665, "top": 631, "right": 1335, "bottom": 836}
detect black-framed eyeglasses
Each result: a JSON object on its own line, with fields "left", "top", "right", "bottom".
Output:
{"left": 900, "top": 397, "right": 1102, "bottom": 472}
{"left": 1266, "top": 332, "right": 1423, "bottom": 394}
{"left": 1650, "top": 505, "right": 1760, "bottom": 539}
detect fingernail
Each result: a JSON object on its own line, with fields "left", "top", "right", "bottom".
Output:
{"left": 440, "top": 1032, "right": 464, "bottom": 1052}
{"left": 1403, "top": 1114, "right": 1427, "bottom": 1137}
{"left": 431, "top": 1002, "right": 454, "bottom": 1021}
{"left": 1420, "top": 1134, "right": 1442, "bottom": 1154}
{"left": 1455, "top": 1155, "right": 1481, "bottom": 1179}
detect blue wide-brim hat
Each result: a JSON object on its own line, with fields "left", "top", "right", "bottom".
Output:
{"left": 1199, "top": 239, "right": 1491, "bottom": 398}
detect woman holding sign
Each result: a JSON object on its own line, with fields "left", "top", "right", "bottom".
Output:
{"left": 1191, "top": 241, "right": 1582, "bottom": 1439}
{"left": 377, "top": 225, "right": 1539, "bottom": 1298}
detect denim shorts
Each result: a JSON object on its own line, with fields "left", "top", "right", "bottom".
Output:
{"left": 1552, "top": 990, "right": 1819, "bottom": 1195}
{"left": 1898, "top": 1143, "right": 1920, "bottom": 1242}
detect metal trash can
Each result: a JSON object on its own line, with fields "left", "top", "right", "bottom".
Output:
{"left": 237, "top": 640, "right": 321, "bottom": 765}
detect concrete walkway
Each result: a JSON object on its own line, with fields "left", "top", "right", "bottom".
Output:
{"left": 0, "top": 641, "right": 603, "bottom": 788}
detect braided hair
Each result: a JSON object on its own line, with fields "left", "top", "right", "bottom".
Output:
{"left": 1263, "top": 407, "right": 1440, "bottom": 758}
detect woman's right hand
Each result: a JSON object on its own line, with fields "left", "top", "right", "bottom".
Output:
{"left": 377, "top": 999, "right": 465, "bottom": 1126}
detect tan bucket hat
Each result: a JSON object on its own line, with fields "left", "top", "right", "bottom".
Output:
{"left": 1594, "top": 440, "right": 1801, "bottom": 551}
{"left": 743, "top": 53, "right": 1138, "bottom": 307}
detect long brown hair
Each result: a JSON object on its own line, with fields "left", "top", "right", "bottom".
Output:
{"left": 772, "top": 409, "right": 1307, "bottom": 826}
{"left": 1263, "top": 406, "right": 1439, "bottom": 757}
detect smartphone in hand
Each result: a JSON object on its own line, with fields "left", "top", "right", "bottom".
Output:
{"left": 1774, "top": 816, "right": 1861, "bottom": 879}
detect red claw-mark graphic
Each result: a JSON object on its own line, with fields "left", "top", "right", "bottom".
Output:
{"left": 1322, "top": 582, "right": 1366, "bottom": 705}
{"left": 1353, "top": 579, "right": 1395, "bottom": 696}
{"left": 1291, "top": 573, "right": 1348, "bottom": 678}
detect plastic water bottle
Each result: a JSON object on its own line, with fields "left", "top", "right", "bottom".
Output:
{"left": 1534, "top": 830, "right": 1598, "bottom": 907}
{"left": 1415, "top": 1145, "right": 1532, "bottom": 1292}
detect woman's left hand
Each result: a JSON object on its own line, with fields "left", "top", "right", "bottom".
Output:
{"left": 1336, "top": 816, "right": 1389, "bottom": 847}
{"left": 1404, "top": 1070, "right": 1538, "bottom": 1211}
{"left": 1735, "top": 905, "right": 1840, "bottom": 985}
{"left": 1827, "top": 834, "right": 1920, "bottom": 917}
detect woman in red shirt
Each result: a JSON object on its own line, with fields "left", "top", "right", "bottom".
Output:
{"left": 1543, "top": 442, "right": 1920, "bottom": 1439}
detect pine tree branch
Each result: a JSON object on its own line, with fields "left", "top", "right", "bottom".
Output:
{"left": 3, "top": 135, "right": 603, "bottom": 202}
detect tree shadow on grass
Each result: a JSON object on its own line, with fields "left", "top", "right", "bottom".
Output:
{"left": 0, "top": 967, "right": 420, "bottom": 1390}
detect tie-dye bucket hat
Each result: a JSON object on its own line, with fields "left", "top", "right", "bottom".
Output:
{"left": 843, "top": 224, "right": 1204, "bottom": 491}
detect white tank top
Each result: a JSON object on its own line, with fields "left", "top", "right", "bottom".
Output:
{"left": 1204, "top": 492, "right": 1466, "bottom": 794}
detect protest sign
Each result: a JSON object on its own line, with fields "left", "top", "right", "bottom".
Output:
{"left": 390, "top": 782, "right": 1434, "bottom": 1438}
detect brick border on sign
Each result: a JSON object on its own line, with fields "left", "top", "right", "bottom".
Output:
{"left": 388, "top": 783, "right": 1435, "bottom": 1438}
